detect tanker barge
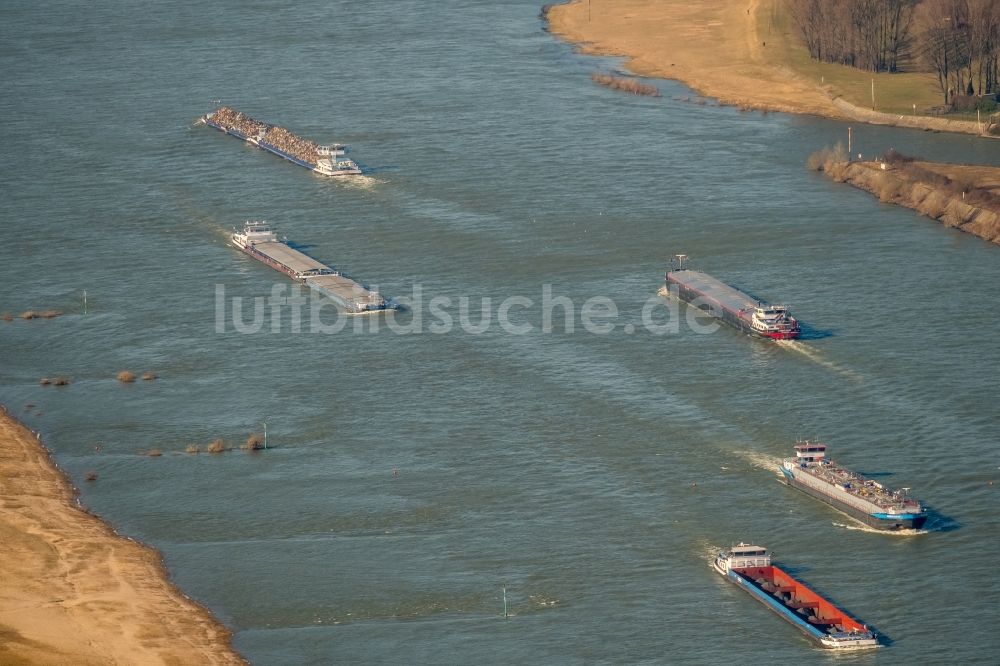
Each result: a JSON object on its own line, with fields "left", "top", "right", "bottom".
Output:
{"left": 202, "top": 106, "right": 362, "bottom": 176}
{"left": 781, "top": 442, "right": 927, "bottom": 531}
{"left": 714, "top": 543, "right": 879, "bottom": 650}
{"left": 661, "top": 255, "right": 800, "bottom": 339}
{"left": 231, "top": 221, "right": 393, "bottom": 313}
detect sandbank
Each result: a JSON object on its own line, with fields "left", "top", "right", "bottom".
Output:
{"left": 0, "top": 408, "right": 245, "bottom": 666}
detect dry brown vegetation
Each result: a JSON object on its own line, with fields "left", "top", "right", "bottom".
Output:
{"left": 206, "top": 439, "right": 226, "bottom": 454}
{"left": 20, "top": 311, "right": 38, "bottom": 320}
{"left": 40, "top": 310, "right": 61, "bottom": 319}
{"left": 84, "top": 471, "right": 98, "bottom": 482}
{"left": 807, "top": 142, "right": 849, "bottom": 180}
{"left": 39, "top": 378, "right": 51, "bottom": 386}
{"left": 141, "top": 371, "right": 157, "bottom": 381}
{"left": 591, "top": 72, "right": 661, "bottom": 96}
{"left": 52, "top": 377, "right": 70, "bottom": 387}
{"left": 241, "top": 433, "right": 264, "bottom": 451}
{"left": 882, "top": 149, "right": 1000, "bottom": 210}
{"left": 185, "top": 444, "right": 200, "bottom": 454}
{"left": 146, "top": 449, "right": 163, "bottom": 457}
{"left": 117, "top": 371, "right": 137, "bottom": 383}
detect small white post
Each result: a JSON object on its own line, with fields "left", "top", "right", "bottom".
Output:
{"left": 83, "top": 289, "right": 87, "bottom": 315}
{"left": 502, "top": 585, "right": 508, "bottom": 619}
{"left": 263, "top": 420, "right": 267, "bottom": 450}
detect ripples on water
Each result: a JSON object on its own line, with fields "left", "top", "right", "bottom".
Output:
{"left": 2, "top": 0, "right": 1000, "bottom": 663}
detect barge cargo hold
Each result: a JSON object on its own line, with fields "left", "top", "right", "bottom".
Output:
{"left": 202, "top": 106, "right": 362, "bottom": 176}
{"left": 231, "top": 221, "right": 393, "bottom": 313}
{"left": 662, "top": 255, "right": 800, "bottom": 339}
{"left": 781, "top": 442, "right": 927, "bottom": 531}
{"left": 714, "top": 543, "right": 878, "bottom": 650}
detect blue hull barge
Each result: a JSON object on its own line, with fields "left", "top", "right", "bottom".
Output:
{"left": 781, "top": 442, "right": 927, "bottom": 531}
{"left": 231, "top": 221, "right": 393, "bottom": 314}
{"left": 202, "top": 106, "right": 362, "bottom": 176}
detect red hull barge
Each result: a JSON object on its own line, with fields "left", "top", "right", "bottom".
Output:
{"left": 714, "top": 543, "right": 878, "bottom": 649}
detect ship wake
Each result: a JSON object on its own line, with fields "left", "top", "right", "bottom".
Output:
{"left": 832, "top": 521, "right": 928, "bottom": 537}
{"left": 773, "top": 340, "right": 865, "bottom": 383}
{"left": 730, "top": 449, "right": 783, "bottom": 475}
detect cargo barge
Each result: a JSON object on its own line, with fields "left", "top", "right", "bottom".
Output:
{"left": 202, "top": 106, "right": 362, "bottom": 176}
{"left": 781, "top": 442, "right": 927, "bottom": 531}
{"left": 662, "top": 255, "right": 800, "bottom": 339}
{"left": 714, "top": 543, "right": 879, "bottom": 650}
{"left": 231, "top": 221, "right": 393, "bottom": 313}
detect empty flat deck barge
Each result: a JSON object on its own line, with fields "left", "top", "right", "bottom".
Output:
{"left": 232, "top": 221, "right": 392, "bottom": 313}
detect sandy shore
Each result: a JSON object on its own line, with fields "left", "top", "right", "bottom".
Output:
{"left": 0, "top": 408, "right": 246, "bottom": 666}
{"left": 546, "top": 0, "right": 986, "bottom": 135}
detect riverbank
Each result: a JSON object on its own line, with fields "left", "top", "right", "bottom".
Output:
{"left": 0, "top": 408, "right": 246, "bottom": 666}
{"left": 545, "top": 0, "right": 992, "bottom": 136}
{"left": 818, "top": 159, "right": 1000, "bottom": 245}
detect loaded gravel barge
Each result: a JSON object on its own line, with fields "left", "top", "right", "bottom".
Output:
{"left": 202, "top": 106, "right": 362, "bottom": 176}
{"left": 782, "top": 442, "right": 927, "bottom": 531}
{"left": 661, "top": 255, "right": 800, "bottom": 339}
{"left": 231, "top": 221, "right": 393, "bottom": 313}
{"left": 714, "top": 543, "right": 879, "bottom": 650}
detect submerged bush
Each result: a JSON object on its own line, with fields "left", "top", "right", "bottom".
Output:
{"left": 590, "top": 72, "right": 660, "bottom": 97}
{"left": 117, "top": 370, "right": 136, "bottom": 383}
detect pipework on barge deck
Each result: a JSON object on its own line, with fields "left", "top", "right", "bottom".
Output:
{"left": 231, "top": 221, "right": 393, "bottom": 313}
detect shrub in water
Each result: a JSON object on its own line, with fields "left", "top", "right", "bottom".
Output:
{"left": 117, "top": 370, "right": 136, "bottom": 383}
{"left": 242, "top": 433, "right": 265, "bottom": 451}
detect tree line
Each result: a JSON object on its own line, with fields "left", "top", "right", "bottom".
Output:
{"left": 787, "top": 0, "right": 999, "bottom": 105}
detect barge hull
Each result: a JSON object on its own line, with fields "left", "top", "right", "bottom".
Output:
{"left": 664, "top": 270, "right": 798, "bottom": 340}
{"left": 235, "top": 239, "right": 390, "bottom": 313}
{"left": 728, "top": 566, "right": 876, "bottom": 649}
{"left": 781, "top": 468, "right": 926, "bottom": 530}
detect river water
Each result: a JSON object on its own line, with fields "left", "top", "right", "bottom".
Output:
{"left": 2, "top": 1, "right": 999, "bottom": 663}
